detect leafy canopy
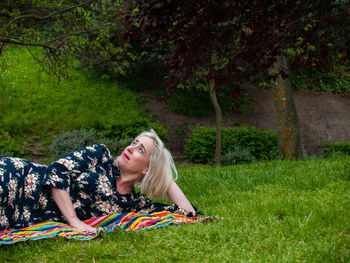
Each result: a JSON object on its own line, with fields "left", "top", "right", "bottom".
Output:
{"left": 0, "top": 0, "right": 138, "bottom": 77}
{"left": 126, "top": 0, "right": 350, "bottom": 88}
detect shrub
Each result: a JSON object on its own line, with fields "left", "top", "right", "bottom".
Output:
{"left": 100, "top": 119, "right": 168, "bottom": 142}
{"left": 322, "top": 141, "right": 350, "bottom": 157}
{"left": 50, "top": 129, "right": 98, "bottom": 158}
{"left": 221, "top": 146, "right": 255, "bottom": 166}
{"left": 50, "top": 129, "right": 132, "bottom": 159}
{"left": 0, "top": 149, "right": 14, "bottom": 158}
{"left": 0, "top": 131, "right": 24, "bottom": 157}
{"left": 184, "top": 127, "right": 217, "bottom": 163}
{"left": 185, "top": 125, "right": 279, "bottom": 164}
{"left": 224, "top": 126, "right": 279, "bottom": 160}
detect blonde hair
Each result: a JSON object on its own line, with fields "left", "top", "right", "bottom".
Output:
{"left": 136, "top": 129, "right": 178, "bottom": 199}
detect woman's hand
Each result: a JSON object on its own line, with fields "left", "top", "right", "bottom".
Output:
{"left": 68, "top": 217, "right": 97, "bottom": 233}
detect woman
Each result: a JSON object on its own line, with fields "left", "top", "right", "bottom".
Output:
{"left": 0, "top": 130, "right": 197, "bottom": 232}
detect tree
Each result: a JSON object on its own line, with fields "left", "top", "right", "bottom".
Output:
{"left": 0, "top": 0, "right": 137, "bottom": 78}
{"left": 126, "top": 0, "right": 350, "bottom": 163}
{"left": 270, "top": 55, "right": 303, "bottom": 159}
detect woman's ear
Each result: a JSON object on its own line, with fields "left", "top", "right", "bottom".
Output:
{"left": 137, "top": 169, "right": 148, "bottom": 183}
{"left": 141, "top": 168, "right": 148, "bottom": 177}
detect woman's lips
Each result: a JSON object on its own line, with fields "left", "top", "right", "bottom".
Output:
{"left": 122, "top": 152, "right": 130, "bottom": 160}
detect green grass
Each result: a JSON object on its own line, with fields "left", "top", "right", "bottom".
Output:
{"left": 1, "top": 157, "right": 349, "bottom": 262}
{"left": 0, "top": 46, "right": 144, "bottom": 143}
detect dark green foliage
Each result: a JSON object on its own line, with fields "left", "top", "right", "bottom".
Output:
{"left": 0, "top": 131, "right": 24, "bottom": 157}
{"left": 166, "top": 88, "right": 254, "bottom": 117}
{"left": 185, "top": 126, "right": 279, "bottom": 164}
{"left": 121, "top": 57, "right": 167, "bottom": 92}
{"left": 291, "top": 65, "right": 350, "bottom": 95}
{"left": 184, "top": 127, "right": 217, "bottom": 163}
{"left": 100, "top": 119, "right": 168, "bottom": 142}
{"left": 50, "top": 129, "right": 132, "bottom": 159}
{"left": 322, "top": 141, "right": 350, "bottom": 157}
{"left": 167, "top": 89, "right": 213, "bottom": 116}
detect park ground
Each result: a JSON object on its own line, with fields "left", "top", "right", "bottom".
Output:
{"left": 141, "top": 87, "right": 350, "bottom": 161}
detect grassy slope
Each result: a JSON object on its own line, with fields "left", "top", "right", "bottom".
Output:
{"left": 1, "top": 157, "right": 349, "bottom": 262}
{"left": 0, "top": 47, "right": 143, "bottom": 144}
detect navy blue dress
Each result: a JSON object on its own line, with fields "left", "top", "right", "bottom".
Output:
{"left": 0, "top": 144, "right": 195, "bottom": 230}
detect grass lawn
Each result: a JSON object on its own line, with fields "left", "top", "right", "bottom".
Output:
{"left": 0, "top": 47, "right": 144, "bottom": 148}
{"left": 1, "top": 157, "right": 349, "bottom": 262}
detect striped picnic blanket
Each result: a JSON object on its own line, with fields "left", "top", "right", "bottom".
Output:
{"left": 0, "top": 211, "right": 215, "bottom": 245}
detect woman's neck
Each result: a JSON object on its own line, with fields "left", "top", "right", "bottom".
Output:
{"left": 116, "top": 171, "right": 138, "bottom": 194}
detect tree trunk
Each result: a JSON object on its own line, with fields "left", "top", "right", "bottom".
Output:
{"left": 270, "top": 55, "right": 303, "bottom": 160}
{"left": 209, "top": 50, "right": 223, "bottom": 165}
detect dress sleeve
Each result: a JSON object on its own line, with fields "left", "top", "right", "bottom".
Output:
{"left": 44, "top": 144, "right": 113, "bottom": 192}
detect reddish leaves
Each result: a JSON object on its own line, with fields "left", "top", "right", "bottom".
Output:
{"left": 125, "top": 0, "right": 350, "bottom": 89}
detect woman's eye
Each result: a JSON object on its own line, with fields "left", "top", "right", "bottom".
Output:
{"left": 139, "top": 148, "right": 143, "bottom": 153}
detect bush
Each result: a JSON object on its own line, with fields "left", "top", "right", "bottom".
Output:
{"left": 0, "top": 131, "right": 24, "bottom": 157}
{"left": 184, "top": 127, "right": 217, "bottom": 163}
{"left": 50, "top": 129, "right": 132, "bottom": 159}
{"left": 100, "top": 119, "right": 168, "bottom": 142}
{"left": 0, "top": 149, "right": 14, "bottom": 158}
{"left": 322, "top": 141, "right": 350, "bottom": 157}
{"left": 185, "top": 125, "right": 279, "bottom": 164}
{"left": 50, "top": 129, "right": 98, "bottom": 158}
{"left": 225, "top": 126, "right": 279, "bottom": 160}
{"left": 221, "top": 146, "right": 255, "bottom": 166}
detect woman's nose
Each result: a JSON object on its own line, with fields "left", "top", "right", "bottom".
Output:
{"left": 127, "top": 143, "right": 139, "bottom": 152}
{"left": 127, "top": 145, "right": 133, "bottom": 153}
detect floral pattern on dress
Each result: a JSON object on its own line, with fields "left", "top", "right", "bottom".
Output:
{"left": 0, "top": 144, "right": 198, "bottom": 230}
{"left": 0, "top": 158, "right": 50, "bottom": 230}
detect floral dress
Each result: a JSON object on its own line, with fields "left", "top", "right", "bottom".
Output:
{"left": 0, "top": 144, "right": 196, "bottom": 230}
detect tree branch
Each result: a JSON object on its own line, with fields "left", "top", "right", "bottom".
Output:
{"left": 0, "top": 1, "right": 90, "bottom": 36}
{"left": 0, "top": 38, "right": 55, "bottom": 51}
{"left": 45, "top": 31, "right": 89, "bottom": 44}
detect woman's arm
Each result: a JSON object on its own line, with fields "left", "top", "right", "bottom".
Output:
{"left": 51, "top": 187, "right": 96, "bottom": 232}
{"left": 167, "top": 181, "right": 195, "bottom": 213}
{"left": 45, "top": 144, "right": 112, "bottom": 231}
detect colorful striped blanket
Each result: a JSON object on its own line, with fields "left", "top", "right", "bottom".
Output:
{"left": 0, "top": 211, "right": 215, "bottom": 245}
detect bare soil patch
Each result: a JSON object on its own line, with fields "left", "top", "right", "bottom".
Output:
{"left": 141, "top": 88, "right": 350, "bottom": 161}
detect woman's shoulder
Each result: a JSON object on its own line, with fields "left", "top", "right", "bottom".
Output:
{"left": 65, "top": 144, "right": 111, "bottom": 157}
{"left": 78, "top": 143, "right": 109, "bottom": 152}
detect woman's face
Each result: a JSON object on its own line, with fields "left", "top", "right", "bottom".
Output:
{"left": 117, "top": 136, "right": 155, "bottom": 178}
